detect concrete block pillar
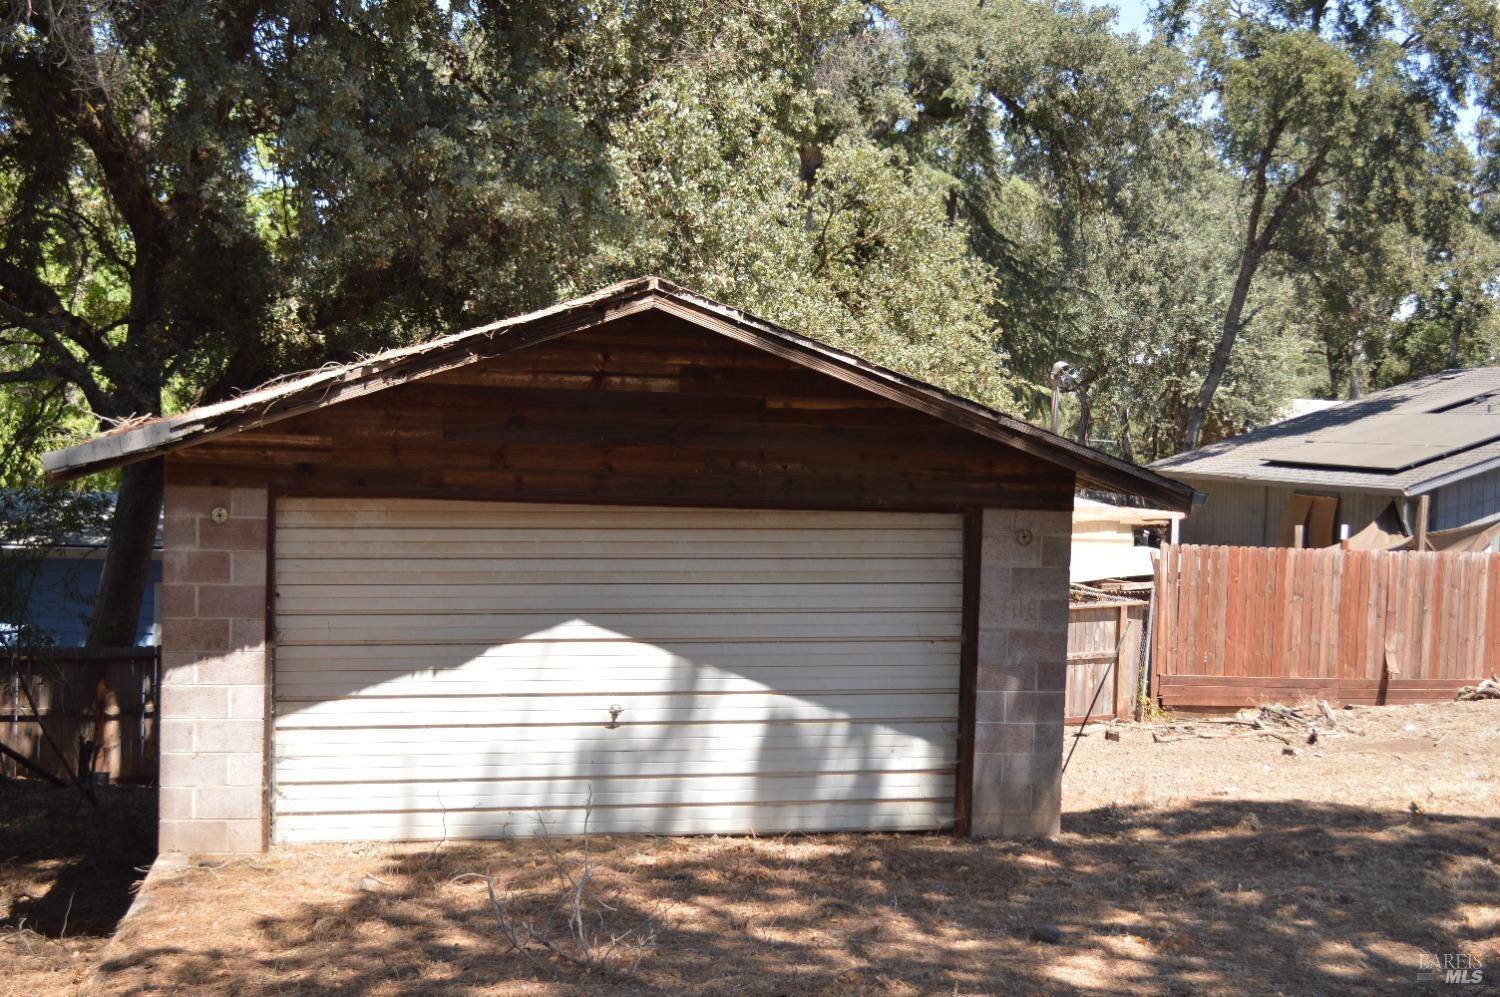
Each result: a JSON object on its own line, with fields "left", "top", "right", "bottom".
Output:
{"left": 158, "top": 472, "right": 269, "bottom": 854}
{"left": 970, "top": 508, "right": 1072, "bottom": 837}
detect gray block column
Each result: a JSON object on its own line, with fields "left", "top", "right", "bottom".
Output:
{"left": 158, "top": 476, "right": 270, "bottom": 854}
{"left": 970, "top": 508, "right": 1071, "bottom": 837}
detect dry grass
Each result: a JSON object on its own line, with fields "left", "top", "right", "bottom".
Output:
{"left": 86, "top": 700, "right": 1500, "bottom": 996}
{"left": 89, "top": 807, "right": 1498, "bottom": 995}
{"left": 6, "top": 701, "right": 1500, "bottom": 995}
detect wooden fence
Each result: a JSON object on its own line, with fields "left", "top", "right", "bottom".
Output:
{"left": 1065, "top": 599, "right": 1148, "bottom": 723}
{"left": 1, "top": 648, "right": 160, "bottom": 783}
{"left": 1152, "top": 544, "right": 1499, "bottom": 709}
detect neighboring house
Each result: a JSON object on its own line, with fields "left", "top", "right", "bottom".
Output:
{"left": 1154, "top": 367, "right": 1500, "bottom": 548}
{"left": 43, "top": 277, "right": 1188, "bottom": 855}
{"left": 1071, "top": 495, "right": 1183, "bottom": 584}
{"left": 0, "top": 494, "right": 162, "bottom": 647}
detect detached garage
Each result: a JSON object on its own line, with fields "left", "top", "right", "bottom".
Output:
{"left": 44, "top": 277, "right": 1188, "bottom": 853}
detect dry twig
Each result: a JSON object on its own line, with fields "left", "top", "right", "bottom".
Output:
{"left": 453, "top": 794, "right": 671, "bottom": 980}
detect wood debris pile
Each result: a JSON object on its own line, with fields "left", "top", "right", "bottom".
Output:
{"left": 1141, "top": 700, "right": 1352, "bottom": 746}
{"left": 1455, "top": 677, "right": 1500, "bottom": 702}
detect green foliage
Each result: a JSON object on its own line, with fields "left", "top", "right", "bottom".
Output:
{"left": 881, "top": 0, "right": 1205, "bottom": 404}
{"left": 1, "top": 1, "right": 628, "bottom": 437}
{"left": 1373, "top": 224, "right": 1500, "bottom": 385}
{"left": 0, "top": 0, "right": 1496, "bottom": 476}
{"left": 1063, "top": 143, "right": 1308, "bottom": 458}
{"left": 590, "top": 50, "right": 1018, "bottom": 408}
{"left": 1160, "top": 0, "right": 1499, "bottom": 443}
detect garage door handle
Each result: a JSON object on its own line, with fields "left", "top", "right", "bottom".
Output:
{"left": 606, "top": 704, "right": 623, "bottom": 729}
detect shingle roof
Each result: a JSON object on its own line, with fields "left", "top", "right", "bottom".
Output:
{"left": 1153, "top": 367, "right": 1500, "bottom": 495}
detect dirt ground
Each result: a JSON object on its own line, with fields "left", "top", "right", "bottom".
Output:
{"left": 0, "top": 780, "right": 155, "bottom": 997}
{"left": 8, "top": 700, "right": 1500, "bottom": 996}
{"left": 1066, "top": 699, "right": 1500, "bottom": 818}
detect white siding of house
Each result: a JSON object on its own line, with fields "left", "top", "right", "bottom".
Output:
{"left": 270, "top": 498, "right": 963, "bottom": 842}
{"left": 1178, "top": 478, "right": 1399, "bottom": 547}
{"left": 1179, "top": 481, "right": 1273, "bottom": 546}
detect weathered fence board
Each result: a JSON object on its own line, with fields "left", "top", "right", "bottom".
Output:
{"left": 1, "top": 648, "right": 159, "bottom": 783}
{"left": 1153, "top": 544, "right": 1496, "bottom": 709}
{"left": 1066, "top": 600, "right": 1148, "bottom": 722}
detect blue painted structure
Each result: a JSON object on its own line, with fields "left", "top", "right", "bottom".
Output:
{"left": 16, "top": 553, "right": 161, "bottom": 646}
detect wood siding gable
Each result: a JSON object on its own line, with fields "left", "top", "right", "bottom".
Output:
{"left": 44, "top": 278, "right": 1190, "bottom": 511}
{"left": 171, "top": 316, "right": 1075, "bottom": 512}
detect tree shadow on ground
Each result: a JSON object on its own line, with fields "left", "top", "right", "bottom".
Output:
{"left": 94, "top": 799, "right": 1498, "bottom": 995}
{"left": 1, "top": 780, "right": 156, "bottom": 939}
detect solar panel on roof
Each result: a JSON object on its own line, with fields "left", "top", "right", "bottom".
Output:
{"left": 1263, "top": 413, "right": 1500, "bottom": 473}
{"left": 1268, "top": 442, "right": 1440, "bottom": 471}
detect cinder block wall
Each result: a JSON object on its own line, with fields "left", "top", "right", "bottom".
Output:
{"left": 971, "top": 508, "right": 1071, "bottom": 837}
{"left": 158, "top": 474, "right": 269, "bottom": 854}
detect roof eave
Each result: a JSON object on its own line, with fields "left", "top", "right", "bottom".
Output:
{"left": 43, "top": 278, "right": 660, "bottom": 484}
{"left": 43, "top": 278, "right": 1191, "bottom": 512}
{"left": 1159, "top": 467, "right": 1409, "bottom": 497}
{"left": 1407, "top": 451, "right": 1500, "bottom": 496}
{"left": 647, "top": 285, "right": 1192, "bottom": 511}
{"left": 43, "top": 420, "right": 177, "bottom": 482}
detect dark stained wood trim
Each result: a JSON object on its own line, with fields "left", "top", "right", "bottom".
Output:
{"left": 954, "top": 508, "right": 982, "bottom": 837}
{"left": 254, "top": 485, "right": 978, "bottom": 522}
{"left": 252, "top": 479, "right": 978, "bottom": 512}
{"left": 249, "top": 483, "right": 989, "bottom": 516}
{"left": 255, "top": 481, "right": 992, "bottom": 516}
{"left": 261, "top": 489, "right": 277, "bottom": 853}
{"left": 199, "top": 309, "right": 625, "bottom": 446}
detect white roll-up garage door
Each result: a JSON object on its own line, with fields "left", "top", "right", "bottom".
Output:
{"left": 271, "top": 498, "right": 963, "bottom": 842}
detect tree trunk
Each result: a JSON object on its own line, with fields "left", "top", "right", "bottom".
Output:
{"left": 1075, "top": 390, "right": 1092, "bottom": 447}
{"left": 1182, "top": 247, "right": 1260, "bottom": 450}
{"left": 1180, "top": 122, "right": 1328, "bottom": 452}
{"left": 798, "top": 143, "right": 823, "bottom": 231}
{"left": 84, "top": 458, "right": 163, "bottom": 648}
{"left": 1323, "top": 337, "right": 1342, "bottom": 399}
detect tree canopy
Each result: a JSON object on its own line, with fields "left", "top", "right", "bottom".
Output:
{"left": 1, "top": 0, "right": 1496, "bottom": 644}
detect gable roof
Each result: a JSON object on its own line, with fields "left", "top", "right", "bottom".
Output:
{"left": 42, "top": 277, "right": 1191, "bottom": 510}
{"left": 1153, "top": 367, "right": 1500, "bottom": 496}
